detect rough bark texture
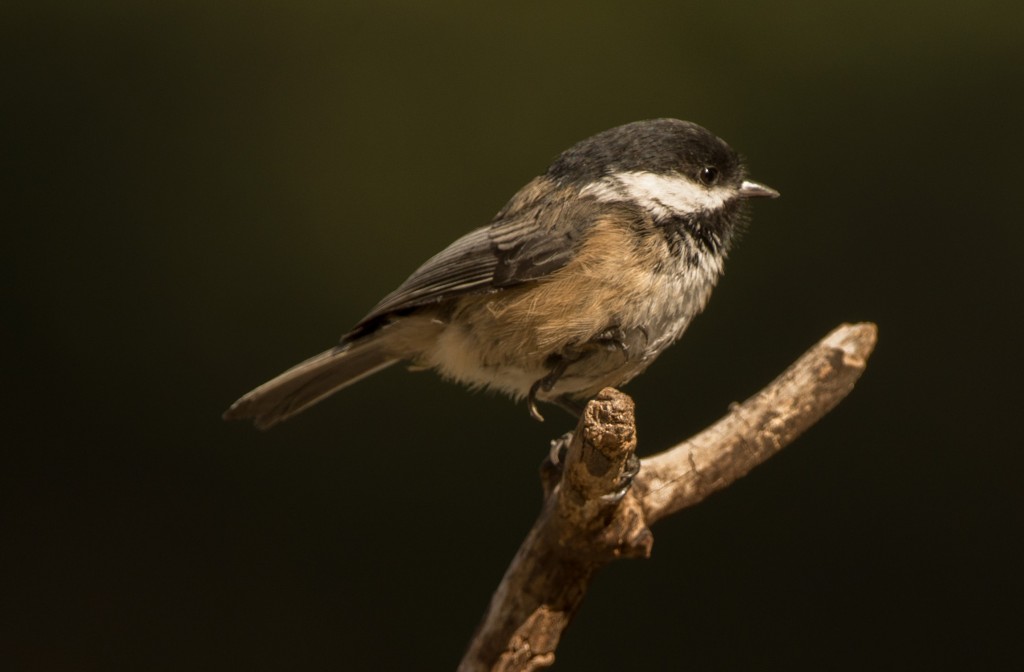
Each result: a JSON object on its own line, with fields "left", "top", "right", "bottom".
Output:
{"left": 458, "top": 322, "right": 878, "bottom": 672}
{"left": 460, "top": 391, "right": 652, "bottom": 672}
{"left": 636, "top": 322, "right": 877, "bottom": 524}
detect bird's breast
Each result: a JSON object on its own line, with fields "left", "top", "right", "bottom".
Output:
{"left": 414, "top": 217, "right": 726, "bottom": 399}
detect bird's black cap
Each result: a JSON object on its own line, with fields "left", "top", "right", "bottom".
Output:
{"left": 546, "top": 118, "right": 743, "bottom": 185}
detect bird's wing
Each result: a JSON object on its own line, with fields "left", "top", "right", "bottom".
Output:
{"left": 346, "top": 177, "right": 599, "bottom": 339}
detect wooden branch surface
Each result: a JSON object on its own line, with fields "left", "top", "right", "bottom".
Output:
{"left": 636, "top": 322, "right": 878, "bottom": 523}
{"left": 458, "top": 322, "right": 878, "bottom": 672}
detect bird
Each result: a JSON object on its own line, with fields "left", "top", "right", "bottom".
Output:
{"left": 224, "top": 118, "right": 778, "bottom": 429}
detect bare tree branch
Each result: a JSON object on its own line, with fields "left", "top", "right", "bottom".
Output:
{"left": 458, "top": 322, "right": 878, "bottom": 672}
{"left": 637, "top": 322, "right": 878, "bottom": 523}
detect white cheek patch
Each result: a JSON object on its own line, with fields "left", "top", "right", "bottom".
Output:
{"left": 580, "top": 171, "right": 730, "bottom": 219}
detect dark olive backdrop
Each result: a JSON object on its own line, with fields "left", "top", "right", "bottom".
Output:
{"left": 6, "top": 1, "right": 1023, "bottom": 670}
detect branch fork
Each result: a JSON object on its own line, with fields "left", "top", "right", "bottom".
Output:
{"left": 459, "top": 322, "right": 878, "bottom": 672}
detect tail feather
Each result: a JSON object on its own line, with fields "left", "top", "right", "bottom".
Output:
{"left": 223, "top": 340, "right": 398, "bottom": 430}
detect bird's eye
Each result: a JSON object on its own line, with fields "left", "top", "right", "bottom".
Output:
{"left": 699, "top": 166, "right": 719, "bottom": 186}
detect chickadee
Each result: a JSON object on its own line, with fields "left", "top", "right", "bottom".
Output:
{"left": 225, "top": 118, "right": 778, "bottom": 429}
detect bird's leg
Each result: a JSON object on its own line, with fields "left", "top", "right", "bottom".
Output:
{"left": 592, "top": 325, "right": 629, "bottom": 355}
{"left": 604, "top": 453, "right": 643, "bottom": 504}
{"left": 539, "top": 430, "right": 574, "bottom": 497}
{"left": 592, "top": 324, "right": 650, "bottom": 360}
{"left": 527, "top": 356, "right": 573, "bottom": 422}
{"left": 528, "top": 325, "right": 651, "bottom": 421}
{"left": 538, "top": 410, "right": 641, "bottom": 502}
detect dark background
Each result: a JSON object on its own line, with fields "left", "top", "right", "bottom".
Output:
{"left": 6, "top": 1, "right": 1023, "bottom": 670}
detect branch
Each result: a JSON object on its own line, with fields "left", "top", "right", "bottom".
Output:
{"left": 636, "top": 321, "right": 877, "bottom": 523}
{"left": 458, "top": 322, "right": 878, "bottom": 672}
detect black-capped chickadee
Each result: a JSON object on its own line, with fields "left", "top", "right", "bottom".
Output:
{"left": 225, "top": 118, "right": 778, "bottom": 429}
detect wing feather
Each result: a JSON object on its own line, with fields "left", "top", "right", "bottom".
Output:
{"left": 358, "top": 225, "right": 498, "bottom": 321}
{"left": 346, "top": 176, "right": 614, "bottom": 339}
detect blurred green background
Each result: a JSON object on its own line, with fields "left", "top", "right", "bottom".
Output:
{"left": 5, "top": 1, "right": 1023, "bottom": 669}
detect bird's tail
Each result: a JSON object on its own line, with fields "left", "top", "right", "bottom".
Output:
{"left": 223, "top": 338, "right": 398, "bottom": 430}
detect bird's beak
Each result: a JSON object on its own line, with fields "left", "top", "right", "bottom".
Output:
{"left": 739, "top": 180, "right": 780, "bottom": 199}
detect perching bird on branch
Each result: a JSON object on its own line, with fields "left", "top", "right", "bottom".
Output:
{"left": 224, "top": 119, "right": 778, "bottom": 429}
